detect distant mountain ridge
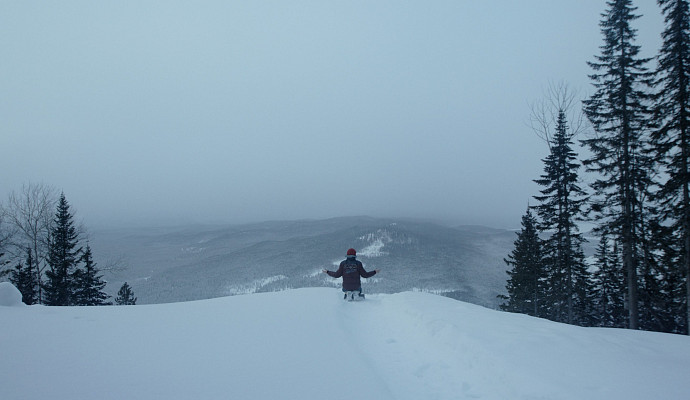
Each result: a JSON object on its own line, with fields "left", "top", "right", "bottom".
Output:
{"left": 93, "top": 217, "right": 516, "bottom": 307}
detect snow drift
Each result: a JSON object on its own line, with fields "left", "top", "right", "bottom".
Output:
{"left": 0, "top": 282, "right": 24, "bottom": 307}
{"left": 1, "top": 288, "right": 688, "bottom": 400}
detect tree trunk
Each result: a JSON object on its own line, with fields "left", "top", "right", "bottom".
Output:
{"left": 682, "top": 83, "right": 690, "bottom": 335}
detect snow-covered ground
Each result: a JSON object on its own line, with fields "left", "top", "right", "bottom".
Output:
{"left": 1, "top": 287, "right": 689, "bottom": 400}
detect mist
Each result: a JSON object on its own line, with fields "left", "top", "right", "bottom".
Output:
{"left": 0, "top": 1, "right": 664, "bottom": 229}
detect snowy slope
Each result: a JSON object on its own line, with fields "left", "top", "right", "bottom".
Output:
{"left": 1, "top": 288, "right": 689, "bottom": 400}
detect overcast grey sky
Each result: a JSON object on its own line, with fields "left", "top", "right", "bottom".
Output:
{"left": 0, "top": 1, "right": 664, "bottom": 229}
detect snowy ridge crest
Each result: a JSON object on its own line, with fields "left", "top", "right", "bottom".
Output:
{"left": 224, "top": 275, "right": 288, "bottom": 295}
{"left": 411, "top": 287, "right": 456, "bottom": 296}
{"left": 181, "top": 246, "right": 206, "bottom": 254}
{"left": 358, "top": 226, "right": 414, "bottom": 258}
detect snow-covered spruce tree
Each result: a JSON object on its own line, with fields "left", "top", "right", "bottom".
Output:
{"left": 43, "top": 193, "right": 82, "bottom": 306}
{"left": 582, "top": 0, "right": 655, "bottom": 330}
{"left": 0, "top": 252, "right": 6, "bottom": 279}
{"left": 533, "top": 109, "right": 591, "bottom": 326}
{"left": 634, "top": 203, "right": 685, "bottom": 333}
{"left": 653, "top": 0, "right": 690, "bottom": 334}
{"left": 500, "top": 208, "right": 546, "bottom": 317}
{"left": 653, "top": 230, "right": 690, "bottom": 332}
{"left": 591, "top": 233, "right": 627, "bottom": 327}
{"left": 115, "top": 282, "right": 137, "bottom": 305}
{"left": 9, "top": 247, "right": 39, "bottom": 305}
{"left": 72, "top": 244, "right": 111, "bottom": 306}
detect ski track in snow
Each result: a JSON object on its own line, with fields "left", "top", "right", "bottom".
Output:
{"left": 341, "top": 294, "right": 510, "bottom": 399}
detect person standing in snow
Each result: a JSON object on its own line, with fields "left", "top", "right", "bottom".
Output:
{"left": 322, "top": 248, "right": 379, "bottom": 298}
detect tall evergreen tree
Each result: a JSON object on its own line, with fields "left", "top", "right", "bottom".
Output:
{"left": 43, "top": 193, "right": 82, "bottom": 306}
{"left": 582, "top": 0, "right": 655, "bottom": 330}
{"left": 654, "top": 0, "right": 690, "bottom": 334}
{"left": 115, "top": 282, "right": 137, "bottom": 305}
{"left": 533, "top": 109, "right": 591, "bottom": 325}
{"left": 72, "top": 244, "right": 111, "bottom": 306}
{"left": 500, "top": 208, "right": 545, "bottom": 317}
{"left": 9, "top": 247, "right": 39, "bottom": 305}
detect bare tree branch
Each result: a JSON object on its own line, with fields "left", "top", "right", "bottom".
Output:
{"left": 4, "top": 183, "right": 59, "bottom": 301}
{"left": 529, "top": 81, "right": 588, "bottom": 152}
{"left": 101, "top": 253, "right": 129, "bottom": 274}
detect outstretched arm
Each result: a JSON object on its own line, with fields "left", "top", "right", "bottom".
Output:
{"left": 359, "top": 265, "right": 380, "bottom": 279}
{"left": 323, "top": 265, "right": 343, "bottom": 278}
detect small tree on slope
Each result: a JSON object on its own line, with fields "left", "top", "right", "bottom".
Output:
{"left": 591, "top": 233, "right": 627, "bottom": 327}
{"left": 9, "top": 247, "right": 39, "bottom": 305}
{"left": 115, "top": 282, "right": 137, "bottom": 305}
{"left": 500, "top": 208, "right": 546, "bottom": 317}
{"left": 72, "top": 244, "right": 111, "bottom": 306}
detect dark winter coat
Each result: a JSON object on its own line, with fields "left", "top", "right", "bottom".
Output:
{"left": 327, "top": 256, "right": 376, "bottom": 291}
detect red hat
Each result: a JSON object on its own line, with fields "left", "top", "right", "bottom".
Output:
{"left": 347, "top": 248, "right": 356, "bottom": 256}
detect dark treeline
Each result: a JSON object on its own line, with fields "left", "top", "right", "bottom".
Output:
{"left": 0, "top": 185, "right": 135, "bottom": 306}
{"left": 502, "top": 0, "right": 690, "bottom": 335}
